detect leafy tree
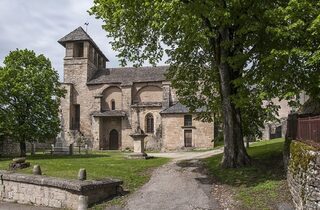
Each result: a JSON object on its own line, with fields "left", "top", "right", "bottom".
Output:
{"left": 90, "top": 0, "right": 320, "bottom": 168}
{"left": 0, "top": 49, "right": 65, "bottom": 156}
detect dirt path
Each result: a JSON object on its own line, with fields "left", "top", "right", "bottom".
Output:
{"left": 111, "top": 149, "right": 224, "bottom": 210}
{"left": 124, "top": 161, "right": 220, "bottom": 210}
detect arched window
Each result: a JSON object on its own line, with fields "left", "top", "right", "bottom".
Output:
{"left": 145, "top": 113, "right": 154, "bottom": 133}
{"left": 111, "top": 99, "right": 115, "bottom": 110}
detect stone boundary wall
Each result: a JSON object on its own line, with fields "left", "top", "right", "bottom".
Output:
{"left": 0, "top": 170, "right": 122, "bottom": 209}
{"left": 287, "top": 141, "right": 320, "bottom": 210}
{"left": 0, "top": 138, "right": 51, "bottom": 156}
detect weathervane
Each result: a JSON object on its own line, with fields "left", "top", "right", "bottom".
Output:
{"left": 84, "top": 22, "right": 89, "bottom": 32}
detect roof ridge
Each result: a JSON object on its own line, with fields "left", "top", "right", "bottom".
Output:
{"left": 87, "top": 66, "right": 167, "bottom": 85}
{"left": 58, "top": 26, "right": 90, "bottom": 43}
{"left": 108, "top": 65, "right": 169, "bottom": 70}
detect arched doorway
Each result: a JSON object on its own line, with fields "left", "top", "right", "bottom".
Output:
{"left": 109, "top": 129, "right": 119, "bottom": 150}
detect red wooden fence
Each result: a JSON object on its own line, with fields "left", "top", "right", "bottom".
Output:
{"left": 287, "top": 114, "right": 320, "bottom": 144}
{"left": 296, "top": 116, "right": 320, "bottom": 143}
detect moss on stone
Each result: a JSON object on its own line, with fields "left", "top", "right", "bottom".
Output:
{"left": 289, "top": 141, "right": 317, "bottom": 175}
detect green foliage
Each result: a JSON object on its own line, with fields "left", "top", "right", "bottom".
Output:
{"left": 204, "top": 139, "right": 292, "bottom": 209}
{"left": 0, "top": 49, "right": 65, "bottom": 144}
{"left": 90, "top": 0, "right": 320, "bottom": 139}
{"left": 262, "top": 0, "right": 320, "bottom": 100}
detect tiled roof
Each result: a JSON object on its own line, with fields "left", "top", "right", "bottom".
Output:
{"left": 58, "top": 27, "right": 108, "bottom": 61}
{"left": 87, "top": 66, "right": 168, "bottom": 85}
{"left": 161, "top": 102, "right": 206, "bottom": 114}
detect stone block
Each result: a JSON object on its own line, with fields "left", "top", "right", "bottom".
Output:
{"left": 12, "top": 158, "right": 26, "bottom": 163}
{"left": 78, "top": 195, "right": 88, "bottom": 210}
{"left": 287, "top": 141, "right": 320, "bottom": 210}
{"left": 0, "top": 170, "right": 123, "bottom": 209}
{"left": 9, "top": 162, "right": 30, "bottom": 170}
{"left": 32, "top": 165, "right": 42, "bottom": 175}
{"left": 78, "top": 168, "right": 87, "bottom": 181}
{"left": 49, "top": 199, "right": 62, "bottom": 208}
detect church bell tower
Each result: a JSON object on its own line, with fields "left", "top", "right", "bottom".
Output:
{"left": 58, "top": 26, "right": 108, "bottom": 84}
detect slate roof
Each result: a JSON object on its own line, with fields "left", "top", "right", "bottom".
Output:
{"left": 161, "top": 102, "right": 206, "bottom": 114}
{"left": 131, "top": 102, "right": 163, "bottom": 107}
{"left": 58, "top": 26, "right": 108, "bottom": 61}
{"left": 87, "top": 66, "right": 168, "bottom": 85}
{"left": 92, "top": 110, "right": 126, "bottom": 117}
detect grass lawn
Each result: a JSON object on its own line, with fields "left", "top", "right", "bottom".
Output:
{"left": 204, "top": 138, "right": 293, "bottom": 209}
{"left": 0, "top": 151, "right": 169, "bottom": 208}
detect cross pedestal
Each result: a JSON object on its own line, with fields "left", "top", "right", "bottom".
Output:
{"left": 128, "top": 126, "right": 148, "bottom": 159}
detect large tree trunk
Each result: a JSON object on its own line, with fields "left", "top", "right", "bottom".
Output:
{"left": 19, "top": 141, "right": 26, "bottom": 157}
{"left": 217, "top": 28, "right": 251, "bottom": 168}
{"left": 220, "top": 98, "right": 250, "bottom": 168}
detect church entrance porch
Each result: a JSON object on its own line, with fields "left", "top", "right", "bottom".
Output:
{"left": 101, "top": 116, "right": 122, "bottom": 150}
{"left": 92, "top": 111, "right": 126, "bottom": 150}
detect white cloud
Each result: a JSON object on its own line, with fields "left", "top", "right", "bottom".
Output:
{"left": 0, "top": 0, "right": 168, "bottom": 81}
{"left": 0, "top": 0, "right": 119, "bottom": 80}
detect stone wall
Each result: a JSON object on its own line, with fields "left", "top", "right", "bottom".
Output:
{"left": 162, "top": 114, "right": 214, "bottom": 150}
{"left": 0, "top": 139, "right": 20, "bottom": 156}
{"left": 0, "top": 138, "right": 51, "bottom": 156}
{"left": 101, "top": 86, "right": 122, "bottom": 111}
{"left": 137, "top": 107, "right": 162, "bottom": 151}
{"left": 287, "top": 141, "right": 320, "bottom": 210}
{"left": 134, "top": 85, "right": 163, "bottom": 103}
{"left": 0, "top": 170, "right": 122, "bottom": 209}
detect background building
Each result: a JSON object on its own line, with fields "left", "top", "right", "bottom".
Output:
{"left": 59, "top": 27, "right": 214, "bottom": 151}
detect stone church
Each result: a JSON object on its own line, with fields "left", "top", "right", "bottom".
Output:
{"left": 59, "top": 27, "right": 214, "bottom": 151}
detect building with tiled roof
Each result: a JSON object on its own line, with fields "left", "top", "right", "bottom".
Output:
{"left": 59, "top": 27, "right": 214, "bottom": 151}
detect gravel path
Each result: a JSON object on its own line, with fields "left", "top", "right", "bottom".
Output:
{"left": 111, "top": 149, "right": 224, "bottom": 210}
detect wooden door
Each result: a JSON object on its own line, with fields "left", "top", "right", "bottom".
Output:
{"left": 184, "top": 130, "right": 192, "bottom": 147}
{"left": 109, "top": 129, "right": 119, "bottom": 150}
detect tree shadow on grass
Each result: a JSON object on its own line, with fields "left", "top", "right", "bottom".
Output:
{"left": 177, "top": 140, "right": 293, "bottom": 210}
{"left": 203, "top": 141, "right": 287, "bottom": 188}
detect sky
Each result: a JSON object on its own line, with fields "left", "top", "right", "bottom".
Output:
{"left": 0, "top": 0, "right": 126, "bottom": 80}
